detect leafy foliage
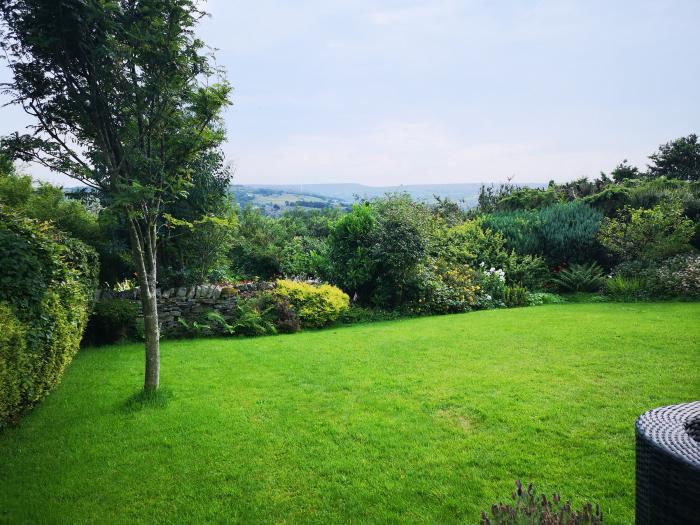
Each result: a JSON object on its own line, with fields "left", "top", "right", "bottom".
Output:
{"left": 598, "top": 202, "right": 695, "bottom": 262}
{"left": 604, "top": 275, "right": 647, "bottom": 302}
{"left": 656, "top": 254, "right": 700, "bottom": 297}
{"left": 0, "top": 207, "right": 97, "bottom": 427}
{"left": 648, "top": 133, "right": 700, "bottom": 181}
{"left": 527, "top": 292, "right": 565, "bottom": 306}
{"left": 84, "top": 300, "right": 139, "bottom": 346}
{"left": 503, "top": 284, "right": 529, "bottom": 307}
{"left": 414, "top": 259, "right": 480, "bottom": 314}
{"left": 274, "top": 280, "right": 349, "bottom": 328}
{"left": 551, "top": 263, "right": 605, "bottom": 292}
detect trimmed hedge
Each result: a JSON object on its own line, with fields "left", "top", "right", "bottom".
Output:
{"left": 0, "top": 207, "right": 98, "bottom": 428}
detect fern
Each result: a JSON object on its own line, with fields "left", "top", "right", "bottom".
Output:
{"left": 552, "top": 263, "right": 605, "bottom": 292}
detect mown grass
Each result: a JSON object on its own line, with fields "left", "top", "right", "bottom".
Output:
{"left": 1, "top": 303, "right": 699, "bottom": 524}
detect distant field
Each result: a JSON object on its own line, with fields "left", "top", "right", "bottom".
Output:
{"left": 1, "top": 303, "right": 698, "bottom": 524}
{"left": 251, "top": 192, "right": 324, "bottom": 206}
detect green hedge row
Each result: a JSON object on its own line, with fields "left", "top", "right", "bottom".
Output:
{"left": 0, "top": 207, "right": 98, "bottom": 428}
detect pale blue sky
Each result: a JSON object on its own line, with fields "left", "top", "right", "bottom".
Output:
{"left": 1, "top": 0, "right": 699, "bottom": 186}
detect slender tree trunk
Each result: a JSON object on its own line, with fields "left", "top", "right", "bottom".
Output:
{"left": 129, "top": 216, "right": 160, "bottom": 391}
{"left": 141, "top": 283, "right": 160, "bottom": 390}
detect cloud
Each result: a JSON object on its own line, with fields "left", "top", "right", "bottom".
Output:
{"left": 231, "top": 121, "right": 620, "bottom": 185}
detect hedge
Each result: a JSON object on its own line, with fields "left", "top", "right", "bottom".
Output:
{"left": 0, "top": 207, "right": 98, "bottom": 428}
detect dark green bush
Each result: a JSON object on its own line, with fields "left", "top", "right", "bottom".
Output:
{"left": 0, "top": 207, "right": 97, "bottom": 427}
{"left": 536, "top": 202, "right": 604, "bottom": 265}
{"left": 481, "top": 481, "right": 603, "bottom": 525}
{"left": 269, "top": 297, "right": 301, "bottom": 334}
{"left": 338, "top": 305, "right": 405, "bottom": 324}
{"left": 503, "top": 284, "right": 529, "bottom": 307}
{"left": 84, "top": 299, "right": 139, "bottom": 345}
{"left": 484, "top": 202, "right": 603, "bottom": 266}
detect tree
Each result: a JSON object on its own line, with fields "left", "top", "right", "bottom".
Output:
{"left": 326, "top": 203, "right": 377, "bottom": 299}
{"left": 610, "top": 159, "right": 640, "bottom": 183}
{"left": 0, "top": 0, "right": 231, "bottom": 390}
{"left": 598, "top": 202, "right": 696, "bottom": 262}
{"left": 648, "top": 134, "right": 700, "bottom": 181}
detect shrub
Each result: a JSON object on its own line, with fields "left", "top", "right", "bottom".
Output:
{"left": 0, "top": 303, "right": 27, "bottom": 424}
{"left": 338, "top": 305, "right": 404, "bottom": 324}
{"left": 536, "top": 202, "right": 603, "bottom": 265}
{"left": 552, "top": 263, "right": 605, "bottom": 292}
{"left": 252, "top": 292, "right": 301, "bottom": 334}
{"left": 438, "top": 219, "right": 510, "bottom": 269}
{"left": 604, "top": 275, "right": 647, "bottom": 301}
{"left": 274, "top": 279, "right": 350, "bottom": 328}
{"left": 229, "top": 299, "right": 277, "bottom": 336}
{"left": 656, "top": 253, "right": 700, "bottom": 297}
{"left": 503, "top": 284, "right": 529, "bottom": 307}
{"left": 527, "top": 292, "right": 565, "bottom": 306}
{"left": 326, "top": 204, "right": 377, "bottom": 298}
{"left": 480, "top": 481, "right": 603, "bottom": 525}
{"left": 482, "top": 211, "right": 540, "bottom": 257}
{"left": 369, "top": 195, "right": 434, "bottom": 307}
{"left": 84, "top": 299, "right": 139, "bottom": 345}
{"left": 437, "top": 219, "right": 548, "bottom": 290}
{"left": 484, "top": 202, "right": 603, "bottom": 266}
{"left": 414, "top": 259, "right": 480, "bottom": 314}
{"left": 475, "top": 265, "right": 507, "bottom": 309}
{"left": 598, "top": 202, "right": 695, "bottom": 263}
{"left": 503, "top": 254, "right": 549, "bottom": 291}
{"left": 0, "top": 207, "right": 97, "bottom": 427}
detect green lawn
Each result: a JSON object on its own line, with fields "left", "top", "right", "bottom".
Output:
{"left": 1, "top": 303, "right": 699, "bottom": 524}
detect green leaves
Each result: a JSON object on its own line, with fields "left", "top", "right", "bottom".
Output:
{"left": 598, "top": 202, "right": 695, "bottom": 262}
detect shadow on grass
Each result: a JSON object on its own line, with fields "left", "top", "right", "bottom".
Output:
{"left": 122, "top": 388, "right": 173, "bottom": 413}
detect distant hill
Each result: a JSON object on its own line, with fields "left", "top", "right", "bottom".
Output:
{"left": 233, "top": 182, "right": 545, "bottom": 209}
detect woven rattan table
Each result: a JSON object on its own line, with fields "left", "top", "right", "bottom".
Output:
{"left": 635, "top": 400, "right": 700, "bottom": 524}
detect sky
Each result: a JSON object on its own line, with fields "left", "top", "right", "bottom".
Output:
{"left": 1, "top": 0, "right": 699, "bottom": 186}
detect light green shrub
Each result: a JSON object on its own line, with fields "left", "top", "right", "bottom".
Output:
{"left": 0, "top": 303, "right": 27, "bottom": 424}
{"left": 0, "top": 207, "right": 97, "bottom": 427}
{"left": 274, "top": 279, "right": 349, "bottom": 328}
{"left": 604, "top": 275, "right": 647, "bottom": 301}
{"left": 598, "top": 202, "right": 695, "bottom": 263}
{"left": 527, "top": 292, "right": 565, "bottom": 306}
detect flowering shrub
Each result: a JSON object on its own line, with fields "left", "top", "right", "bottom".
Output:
{"left": 415, "top": 259, "right": 480, "bottom": 314}
{"left": 656, "top": 254, "right": 700, "bottom": 296}
{"left": 480, "top": 481, "right": 603, "bottom": 525}
{"left": 475, "top": 264, "right": 507, "bottom": 308}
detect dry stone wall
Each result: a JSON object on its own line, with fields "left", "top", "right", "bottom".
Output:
{"left": 95, "top": 282, "right": 275, "bottom": 336}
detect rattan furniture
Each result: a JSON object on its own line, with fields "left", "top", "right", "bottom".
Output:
{"left": 635, "top": 400, "right": 700, "bottom": 524}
